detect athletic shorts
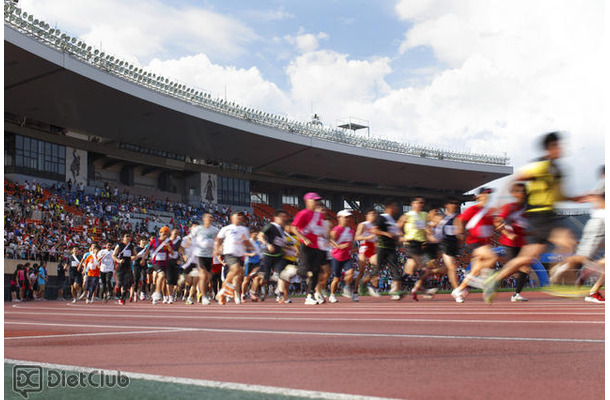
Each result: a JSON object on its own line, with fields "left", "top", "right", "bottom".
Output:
{"left": 245, "top": 261, "right": 261, "bottom": 276}
{"left": 69, "top": 268, "right": 83, "bottom": 286}
{"left": 331, "top": 258, "right": 354, "bottom": 277}
{"left": 463, "top": 242, "right": 490, "bottom": 255}
{"left": 182, "top": 263, "right": 197, "bottom": 275}
{"left": 576, "top": 215, "right": 605, "bottom": 258}
{"left": 261, "top": 255, "right": 286, "bottom": 280}
{"left": 166, "top": 260, "right": 179, "bottom": 286}
{"left": 525, "top": 211, "right": 559, "bottom": 245}
{"left": 224, "top": 255, "right": 244, "bottom": 268}
{"left": 358, "top": 242, "right": 376, "bottom": 259}
{"left": 197, "top": 257, "right": 213, "bottom": 272}
{"left": 188, "top": 269, "right": 199, "bottom": 278}
{"left": 152, "top": 264, "right": 166, "bottom": 273}
{"left": 440, "top": 240, "right": 460, "bottom": 258}
{"left": 502, "top": 245, "right": 521, "bottom": 260}
{"left": 407, "top": 241, "right": 424, "bottom": 257}
{"left": 422, "top": 243, "right": 439, "bottom": 265}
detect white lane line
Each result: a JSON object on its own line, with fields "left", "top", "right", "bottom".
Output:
{"left": 4, "top": 321, "right": 603, "bottom": 343}
{"left": 4, "top": 358, "right": 401, "bottom": 400}
{"left": 4, "top": 311, "right": 603, "bottom": 324}
{"left": 4, "top": 329, "right": 190, "bottom": 341}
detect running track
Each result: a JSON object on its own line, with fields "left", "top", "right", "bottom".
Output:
{"left": 4, "top": 292, "right": 605, "bottom": 399}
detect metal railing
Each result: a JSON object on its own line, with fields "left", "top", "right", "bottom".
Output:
{"left": 4, "top": 1, "right": 509, "bottom": 166}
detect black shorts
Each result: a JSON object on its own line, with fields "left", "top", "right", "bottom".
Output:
{"left": 464, "top": 242, "right": 490, "bottom": 255}
{"left": 422, "top": 243, "right": 439, "bottom": 265}
{"left": 56, "top": 276, "right": 66, "bottom": 288}
{"left": 440, "top": 240, "right": 460, "bottom": 258}
{"left": 407, "top": 241, "right": 424, "bottom": 257}
{"left": 331, "top": 258, "right": 354, "bottom": 277}
{"left": 262, "top": 255, "right": 286, "bottom": 278}
{"left": 166, "top": 260, "right": 179, "bottom": 285}
{"left": 299, "top": 245, "right": 325, "bottom": 272}
{"left": 525, "top": 211, "right": 559, "bottom": 245}
{"left": 197, "top": 257, "right": 213, "bottom": 272}
{"left": 152, "top": 264, "right": 165, "bottom": 273}
{"left": 69, "top": 268, "right": 83, "bottom": 286}
{"left": 224, "top": 255, "right": 245, "bottom": 268}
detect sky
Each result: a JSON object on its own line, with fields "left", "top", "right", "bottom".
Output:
{"left": 16, "top": 0, "right": 606, "bottom": 197}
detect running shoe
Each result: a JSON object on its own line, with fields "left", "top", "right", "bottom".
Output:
{"left": 185, "top": 298, "right": 194, "bottom": 305}
{"left": 511, "top": 293, "right": 529, "bottom": 302}
{"left": 451, "top": 288, "right": 465, "bottom": 303}
{"left": 329, "top": 294, "right": 338, "bottom": 303}
{"left": 304, "top": 295, "right": 318, "bottom": 305}
{"left": 390, "top": 293, "right": 402, "bottom": 301}
{"left": 240, "top": 293, "right": 247, "bottom": 303}
{"left": 162, "top": 296, "right": 168, "bottom": 304}
{"left": 78, "top": 292, "right": 87, "bottom": 301}
{"left": 85, "top": 299, "right": 90, "bottom": 304}
{"left": 410, "top": 290, "right": 419, "bottom": 302}
{"left": 314, "top": 292, "right": 326, "bottom": 304}
{"left": 234, "top": 295, "right": 242, "bottom": 305}
{"left": 584, "top": 291, "right": 605, "bottom": 304}
{"left": 139, "top": 292, "right": 146, "bottom": 301}
{"left": 352, "top": 293, "right": 359, "bottom": 302}
{"left": 201, "top": 297, "right": 211, "bottom": 306}
{"left": 367, "top": 286, "right": 381, "bottom": 297}
{"left": 341, "top": 287, "right": 353, "bottom": 299}
{"left": 423, "top": 288, "right": 439, "bottom": 299}
{"left": 118, "top": 299, "right": 125, "bottom": 305}
{"left": 72, "top": 298, "right": 78, "bottom": 303}
{"left": 284, "top": 298, "right": 292, "bottom": 304}
{"left": 250, "top": 293, "right": 260, "bottom": 302}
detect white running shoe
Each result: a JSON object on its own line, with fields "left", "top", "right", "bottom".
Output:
{"left": 511, "top": 293, "right": 529, "bottom": 302}
{"left": 162, "top": 296, "right": 168, "bottom": 304}
{"left": 314, "top": 292, "right": 325, "bottom": 304}
{"left": 451, "top": 288, "right": 465, "bottom": 303}
{"left": 72, "top": 298, "right": 78, "bottom": 303}
{"left": 201, "top": 297, "right": 211, "bottom": 306}
{"left": 367, "top": 286, "right": 381, "bottom": 297}
{"left": 234, "top": 295, "right": 242, "bottom": 305}
{"left": 85, "top": 299, "right": 90, "bottom": 304}
{"left": 329, "top": 294, "right": 338, "bottom": 303}
{"left": 139, "top": 292, "right": 146, "bottom": 301}
{"left": 341, "top": 288, "right": 352, "bottom": 298}
{"left": 305, "top": 295, "right": 318, "bottom": 305}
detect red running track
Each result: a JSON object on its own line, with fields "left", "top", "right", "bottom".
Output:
{"left": 4, "top": 292, "right": 605, "bottom": 399}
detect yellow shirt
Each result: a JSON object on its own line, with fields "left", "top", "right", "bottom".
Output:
{"left": 521, "top": 159, "right": 564, "bottom": 213}
{"left": 403, "top": 211, "right": 428, "bottom": 242}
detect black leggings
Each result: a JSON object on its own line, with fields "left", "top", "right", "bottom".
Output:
{"left": 100, "top": 272, "right": 114, "bottom": 297}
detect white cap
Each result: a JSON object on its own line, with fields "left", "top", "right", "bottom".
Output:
{"left": 337, "top": 209, "right": 352, "bottom": 217}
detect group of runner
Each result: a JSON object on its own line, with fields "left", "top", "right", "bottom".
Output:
{"left": 64, "top": 132, "right": 604, "bottom": 306}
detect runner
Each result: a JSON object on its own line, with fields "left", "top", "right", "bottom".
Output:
{"left": 398, "top": 197, "right": 428, "bottom": 293}
{"left": 242, "top": 230, "right": 263, "bottom": 302}
{"left": 132, "top": 237, "right": 149, "bottom": 302}
{"left": 97, "top": 242, "right": 115, "bottom": 303}
{"left": 482, "top": 132, "right": 580, "bottom": 304}
{"left": 451, "top": 187, "right": 498, "bottom": 303}
{"left": 190, "top": 213, "right": 219, "bottom": 305}
{"left": 368, "top": 200, "right": 403, "bottom": 300}
{"left": 409, "top": 207, "right": 443, "bottom": 301}
{"left": 143, "top": 226, "right": 174, "bottom": 305}
{"left": 329, "top": 210, "right": 356, "bottom": 303}
{"left": 56, "top": 258, "right": 67, "bottom": 301}
{"left": 316, "top": 208, "right": 334, "bottom": 304}
{"left": 112, "top": 233, "right": 135, "bottom": 305}
{"left": 166, "top": 228, "right": 182, "bottom": 304}
{"left": 436, "top": 198, "right": 462, "bottom": 296}
{"left": 289, "top": 192, "right": 326, "bottom": 305}
{"left": 259, "top": 210, "right": 289, "bottom": 303}
{"left": 354, "top": 209, "right": 378, "bottom": 296}
{"left": 83, "top": 243, "right": 101, "bottom": 304}
{"left": 494, "top": 182, "right": 530, "bottom": 302}
{"left": 215, "top": 212, "right": 251, "bottom": 305}
{"left": 69, "top": 246, "right": 84, "bottom": 303}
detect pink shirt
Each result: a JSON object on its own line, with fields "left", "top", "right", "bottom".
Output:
{"left": 331, "top": 226, "right": 354, "bottom": 261}
{"left": 292, "top": 209, "right": 324, "bottom": 249}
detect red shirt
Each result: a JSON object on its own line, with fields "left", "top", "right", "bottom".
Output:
{"left": 497, "top": 203, "right": 527, "bottom": 248}
{"left": 458, "top": 204, "right": 495, "bottom": 245}
{"left": 292, "top": 209, "right": 324, "bottom": 249}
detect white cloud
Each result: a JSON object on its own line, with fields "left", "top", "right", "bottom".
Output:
{"left": 22, "top": 0, "right": 258, "bottom": 64}
{"left": 284, "top": 30, "right": 329, "bottom": 53}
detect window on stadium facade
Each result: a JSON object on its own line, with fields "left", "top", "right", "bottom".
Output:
{"left": 217, "top": 176, "right": 251, "bottom": 207}
{"left": 282, "top": 195, "right": 299, "bottom": 206}
{"left": 4, "top": 132, "right": 66, "bottom": 180}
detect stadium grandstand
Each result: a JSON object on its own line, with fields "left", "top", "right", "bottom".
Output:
{"left": 4, "top": 1, "right": 512, "bottom": 225}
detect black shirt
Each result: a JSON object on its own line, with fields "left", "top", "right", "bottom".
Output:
{"left": 115, "top": 242, "right": 134, "bottom": 271}
{"left": 376, "top": 213, "right": 398, "bottom": 249}
{"left": 261, "top": 223, "right": 285, "bottom": 257}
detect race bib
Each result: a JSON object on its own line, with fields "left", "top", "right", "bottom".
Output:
{"left": 444, "top": 226, "right": 456, "bottom": 236}
{"left": 122, "top": 250, "right": 132, "bottom": 257}
{"left": 155, "top": 253, "right": 167, "bottom": 261}
{"left": 415, "top": 220, "right": 426, "bottom": 230}
{"left": 71, "top": 261, "right": 79, "bottom": 267}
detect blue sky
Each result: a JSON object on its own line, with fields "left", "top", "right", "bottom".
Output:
{"left": 15, "top": 0, "right": 606, "bottom": 195}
